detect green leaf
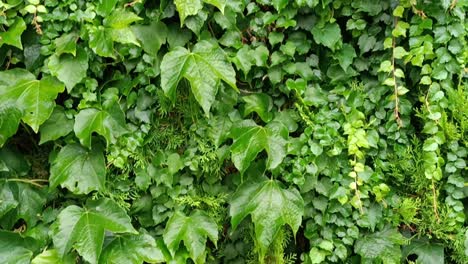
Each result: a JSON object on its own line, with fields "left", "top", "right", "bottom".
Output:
{"left": 0, "top": 17, "right": 26, "bottom": 49}
{"left": 0, "top": 231, "right": 39, "bottom": 264}
{"left": 31, "top": 249, "right": 74, "bottom": 264}
{"left": 203, "top": 0, "right": 226, "bottom": 13}
{"left": 39, "top": 106, "right": 73, "bottom": 144}
{"left": 54, "top": 32, "right": 78, "bottom": 56}
{"left": 0, "top": 105, "right": 22, "bottom": 147}
{"left": 52, "top": 199, "right": 137, "bottom": 264}
{"left": 393, "top": 46, "right": 408, "bottom": 59}
{"left": 160, "top": 41, "right": 237, "bottom": 114}
{"left": 174, "top": 0, "right": 203, "bottom": 24}
{"left": 0, "top": 69, "right": 65, "bottom": 132}
{"left": 335, "top": 44, "right": 356, "bottom": 71}
{"left": 163, "top": 210, "right": 218, "bottom": 264}
{"left": 272, "top": 0, "right": 288, "bottom": 11}
{"left": 104, "top": 9, "right": 142, "bottom": 29}
{"left": 108, "top": 27, "right": 140, "bottom": 46}
{"left": 132, "top": 21, "right": 167, "bottom": 55}
{"left": 48, "top": 47, "right": 89, "bottom": 92}
{"left": 0, "top": 181, "right": 46, "bottom": 228}
{"left": 97, "top": 0, "right": 118, "bottom": 16}
{"left": 355, "top": 227, "right": 406, "bottom": 263}
{"left": 402, "top": 239, "right": 444, "bottom": 264}
{"left": 100, "top": 233, "right": 165, "bottom": 264}
{"left": 241, "top": 93, "right": 273, "bottom": 122}
{"left": 49, "top": 144, "right": 106, "bottom": 194}
{"left": 89, "top": 26, "right": 115, "bottom": 58}
{"left": 74, "top": 106, "right": 128, "bottom": 148}
{"left": 229, "top": 120, "right": 288, "bottom": 174}
{"left": 311, "top": 23, "right": 342, "bottom": 51}
{"left": 230, "top": 178, "right": 304, "bottom": 258}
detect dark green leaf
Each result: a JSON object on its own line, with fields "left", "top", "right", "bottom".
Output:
{"left": 48, "top": 47, "right": 89, "bottom": 92}
{"left": 230, "top": 178, "right": 304, "bottom": 258}
{"left": 163, "top": 210, "right": 218, "bottom": 264}
{"left": 49, "top": 144, "right": 106, "bottom": 194}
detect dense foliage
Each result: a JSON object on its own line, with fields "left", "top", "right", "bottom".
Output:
{"left": 0, "top": 0, "right": 467, "bottom": 263}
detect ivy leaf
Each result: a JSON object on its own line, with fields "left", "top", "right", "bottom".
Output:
{"left": 272, "top": 0, "right": 288, "bottom": 11}
{"left": 0, "top": 17, "right": 26, "bottom": 49}
{"left": 0, "top": 231, "right": 39, "bottom": 264}
{"left": 0, "top": 69, "right": 65, "bottom": 132}
{"left": 74, "top": 106, "right": 128, "bottom": 148}
{"left": 229, "top": 120, "right": 288, "bottom": 174}
{"left": 88, "top": 26, "right": 115, "bottom": 58}
{"left": 52, "top": 199, "right": 137, "bottom": 264}
{"left": 54, "top": 32, "right": 78, "bottom": 56}
{"left": 160, "top": 40, "right": 237, "bottom": 114}
{"left": 163, "top": 210, "right": 218, "bottom": 264}
{"left": 49, "top": 144, "right": 106, "bottom": 194}
{"left": 241, "top": 93, "right": 274, "bottom": 122}
{"left": 48, "top": 47, "right": 89, "bottom": 92}
{"left": 335, "top": 44, "right": 356, "bottom": 71}
{"left": 230, "top": 177, "right": 304, "bottom": 258}
{"left": 355, "top": 227, "right": 406, "bottom": 263}
{"left": 174, "top": 0, "right": 203, "bottom": 24}
{"left": 0, "top": 181, "right": 46, "bottom": 229}
{"left": 96, "top": 0, "right": 118, "bottom": 16}
{"left": 402, "top": 239, "right": 444, "bottom": 264}
{"left": 311, "top": 23, "right": 342, "bottom": 51}
{"left": 100, "top": 233, "right": 165, "bottom": 264}
{"left": 132, "top": 21, "right": 167, "bottom": 55}
{"left": 31, "top": 249, "right": 75, "bottom": 264}
{"left": 104, "top": 9, "right": 142, "bottom": 29}
{"left": 0, "top": 105, "right": 22, "bottom": 147}
{"left": 39, "top": 106, "right": 74, "bottom": 145}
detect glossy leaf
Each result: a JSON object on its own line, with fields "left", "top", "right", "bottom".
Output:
{"left": 311, "top": 23, "right": 342, "bottom": 51}
{"left": 0, "top": 181, "right": 46, "bottom": 229}
{"left": 174, "top": 0, "right": 203, "bottom": 24}
{"left": 229, "top": 120, "right": 288, "bottom": 174}
{"left": 355, "top": 228, "right": 406, "bottom": 263}
{"left": 74, "top": 106, "right": 128, "bottom": 148}
{"left": 0, "top": 69, "right": 64, "bottom": 132}
{"left": 241, "top": 93, "right": 273, "bottom": 122}
{"left": 52, "top": 199, "right": 137, "bottom": 264}
{"left": 0, "top": 231, "right": 38, "bottom": 264}
{"left": 49, "top": 144, "right": 106, "bottom": 194}
{"left": 160, "top": 41, "right": 237, "bottom": 114}
{"left": 54, "top": 32, "right": 78, "bottom": 56}
{"left": 163, "top": 210, "right": 218, "bottom": 264}
{"left": 48, "top": 47, "right": 89, "bottom": 92}
{"left": 230, "top": 178, "right": 304, "bottom": 258}
{"left": 31, "top": 249, "right": 74, "bottom": 264}
{"left": 132, "top": 21, "right": 167, "bottom": 55}
{"left": 402, "top": 239, "right": 444, "bottom": 264}
{"left": 0, "top": 105, "right": 22, "bottom": 147}
{"left": 0, "top": 17, "right": 26, "bottom": 49}
{"left": 100, "top": 233, "right": 165, "bottom": 264}
{"left": 39, "top": 106, "right": 73, "bottom": 144}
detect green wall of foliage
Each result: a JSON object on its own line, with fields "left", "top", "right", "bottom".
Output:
{"left": 0, "top": 0, "right": 467, "bottom": 263}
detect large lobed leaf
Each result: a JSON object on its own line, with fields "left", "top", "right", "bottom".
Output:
{"left": 229, "top": 119, "right": 288, "bottom": 174}
{"left": 52, "top": 198, "right": 137, "bottom": 264}
{"left": 49, "top": 144, "right": 106, "bottom": 194}
{"left": 160, "top": 40, "right": 237, "bottom": 115}
{"left": 230, "top": 177, "right": 304, "bottom": 258}
{"left": 0, "top": 69, "right": 64, "bottom": 132}
{"left": 163, "top": 210, "right": 218, "bottom": 264}
{"left": 355, "top": 227, "right": 407, "bottom": 263}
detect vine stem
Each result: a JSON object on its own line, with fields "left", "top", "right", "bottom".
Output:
{"left": 431, "top": 179, "right": 440, "bottom": 223}
{"left": 1, "top": 178, "right": 48, "bottom": 187}
{"left": 392, "top": 17, "right": 402, "bottom": 128}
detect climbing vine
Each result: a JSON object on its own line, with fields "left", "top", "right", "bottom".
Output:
{"left": 0, "top": 0, "right": 467, "bottom": 263}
